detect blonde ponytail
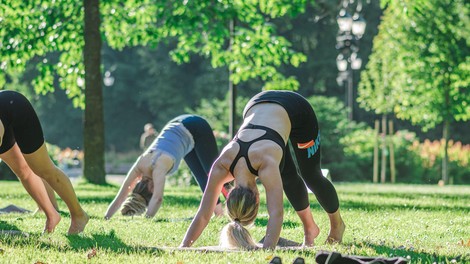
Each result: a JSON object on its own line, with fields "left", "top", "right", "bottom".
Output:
{"left": 220, "top": 221, "right": 258, "bottom": 250}
{"left": 220, "top": 186, "right": 259, "bottom": 250}
{"left": 121, "top": 179, "right": 153, "bottom": 216}
{"left": 121, "top": 193, "right": 147, "bottom": 216}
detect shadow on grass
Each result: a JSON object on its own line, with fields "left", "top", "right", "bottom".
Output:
{"left": 67, "top": 230, "right": 130, "bottom": 252}
{"left": 0, "top": 220, "right": 20, "bottom": 231}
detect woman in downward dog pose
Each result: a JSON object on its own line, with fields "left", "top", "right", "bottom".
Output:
{"left": 0, "top": 90, "right": 89, "bottom": 234}
{"left": 105, "top": 114, "right": 228, "bottom": 220}
{"left": 180, "top": 90, "right": 345, "bottom": 250}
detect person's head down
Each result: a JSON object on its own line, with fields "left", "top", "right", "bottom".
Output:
{"left": 220, "top": 186, "right": 259, "bottom": 249}
{"left": 121, "top": 179, "right": 153, "bottom": 216}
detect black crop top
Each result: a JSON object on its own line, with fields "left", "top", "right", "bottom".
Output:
{"left": 229, "top": 123, "right": 285, "bottom": 176}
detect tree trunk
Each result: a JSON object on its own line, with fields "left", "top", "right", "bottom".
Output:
{"left": 228, "top": 19, "right": 237, "bottom": 139}
{"left": 373, "top": 119, "right": 379, "bottom": 183}
{"left": 388, "top": 119, "right": 396, "bottom": 183}
{"left": 380, "top": 114, "right": 387, "bottom": 183}
{"left": 83, "top": 0, "right": 106, "bottom": 184}
{"left": 442, "top": 119, "right": 449, "bottom": 184}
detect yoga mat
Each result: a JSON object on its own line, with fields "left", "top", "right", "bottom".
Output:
{"left": 150, "top": 237, "right": 304, "bottom": 252}
{"left": 0, "top": 204, "right": 31, "bottom": 214}
{"left": 150, "top": 245, "right": 307, "bottom": 253}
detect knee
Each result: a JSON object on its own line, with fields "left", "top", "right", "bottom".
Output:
{"left": 14, "top": 165, "right": 35, "bottom": 180}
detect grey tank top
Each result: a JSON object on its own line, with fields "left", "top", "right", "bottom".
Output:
{"left": 148, "top": 121, "right": 195, "bottom": 175}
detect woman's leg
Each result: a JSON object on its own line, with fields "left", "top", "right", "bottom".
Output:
{"left": 283, "top": 94, "right": 345, "bottom": 244}
{"left": 291, "top": 145, "right": 345, "bottom": 243}
{"left": 183, "top": 116, "right": 225, "bottom": 215}
{"left": 184, "top": 150, "right": 210, "bottom": 192}
{"left": 0, "top": 144, "right": 61, "bottom": 233}
{"left": 290, "top": 139, "right": 345, "bottom": 243}
{"left": 280, "top": 146, "right": 320, "bottom": 246}
{"left": 42, "top": 180, "right": 59, "bottom": 210}
{"left": 34, "top": 180, "right": 59, "bottom": 214}
{"left": 23, "top": 143, "right": 88, "bottom": 234}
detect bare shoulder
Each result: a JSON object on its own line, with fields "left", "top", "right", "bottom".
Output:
{"left": 216, "top": 141, "right": 239, "bottom": 168}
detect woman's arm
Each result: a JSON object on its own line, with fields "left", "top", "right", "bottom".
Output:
{"left": 257, "top": 157, "right": 284, "bottom": 250}
{"left": 104, "top": 161, "right": 141, "bottom": 219}
{"left": 180, "top": 161, "right": 232, "bottom": 247}
{"left": 145, "top": 157, "right": 170, "bottom": 218}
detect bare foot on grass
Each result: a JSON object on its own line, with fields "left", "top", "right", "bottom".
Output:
{"left": 67, "top": 211, "right": 89, "bottom": 235}
{"left": 44, "top": 211, "right": 61, "bottom": 233}
{"left": 326, "top": 219, "right": 345, "bottom": 244}
{"left": 303, "top": 223, "right": 320, "bottom": 247}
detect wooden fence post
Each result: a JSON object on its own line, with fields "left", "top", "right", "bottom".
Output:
{"left": 380, "top": 115, "right": 387, "bottom": 183}
{"left": 389, "top": 119, "right": 396, "bottom": 183}
{"left": 373, "top": 119, "right": 379, "bottom": 183}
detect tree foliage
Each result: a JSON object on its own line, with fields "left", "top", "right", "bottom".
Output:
{"left": 1, "top": 0, "right": 310, "bottom": 105}
{"left": 102, "top": 0, "right": 308, "bottom": 91}
{"left": 1, "top": 1, "right": 85, "bottom": 106}
{"left": 359, "top": 0, "right": 469, "bottom": 129}
{"left": 1, "top": 0, "right": 313, "bottom": 183}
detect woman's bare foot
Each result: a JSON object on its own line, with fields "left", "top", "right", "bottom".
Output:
{"left": 67, "top": 211, "right": 89, "bottom": 235}
{"left": 303, "top": 223, "right": 320, "bottom": 246}
{"left": 326, "top": 219, "right": 345, "bottom": 244}
{"left": 44, "top": 211, "right": 61, "bottom": 233}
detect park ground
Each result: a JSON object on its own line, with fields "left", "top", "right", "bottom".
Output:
{"left": 0, "top": 179, "right": 469, "bottom": 263}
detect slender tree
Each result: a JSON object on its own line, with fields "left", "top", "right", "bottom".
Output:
{"left": 359, "top": 0, "right": 470, "bottom": 183}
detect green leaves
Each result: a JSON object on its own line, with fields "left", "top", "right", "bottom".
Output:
{"left": 359, "top": 0, "right": 469, "bottom": 131}
{"left": 1, "top": 0, "right": 308, "bottom": 105}
{"left": 1, "top": 0, "right": 84, "bottom": 104}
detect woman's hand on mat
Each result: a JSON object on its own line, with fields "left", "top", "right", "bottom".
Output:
{"left": 178, "top": 242, "right": 190, "bottom": 248}
{"left": 213, "top": 203, "right": 225, "bottom": 217}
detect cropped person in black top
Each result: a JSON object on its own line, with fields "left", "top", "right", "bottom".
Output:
{"left": 0, "top": 90, "right": 88, "bottom": 234}
{"left": 181, "top": 90, "right": 345, "bottom": 250}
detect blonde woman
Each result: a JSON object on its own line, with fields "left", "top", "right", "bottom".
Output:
{"left": 180, "top": 90, "right": 345, "bottom": 250}
{"left": 0, "top": 90, "right": 89, "bottom": 234}
{"left": 105, "top": 114, "right": 228, "bottom": 220}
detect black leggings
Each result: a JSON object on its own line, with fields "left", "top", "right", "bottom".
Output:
{"left": 0, "top": 90, "right": 44, "bottom": 154}
{"left": 181, "top": 115, "right": 219, "bottom": 194}
{"left": 244, "top": 90, "right": 339, "bottom": 213}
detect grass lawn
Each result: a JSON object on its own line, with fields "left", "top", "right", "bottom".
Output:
{"left": 0, "top": 180, "right": 469, "bottom": 263}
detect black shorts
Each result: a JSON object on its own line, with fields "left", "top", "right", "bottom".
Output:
{"left": 0, "top": 90, "right": 44, "bottom": 154}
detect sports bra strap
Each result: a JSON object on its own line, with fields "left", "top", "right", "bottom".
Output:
{"left": 229, "top": 123, "right": 285, "bottom": 176}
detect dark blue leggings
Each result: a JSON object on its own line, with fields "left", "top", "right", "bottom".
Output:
{"left": 181, "top": 115, "right": 220, "bottom": 195}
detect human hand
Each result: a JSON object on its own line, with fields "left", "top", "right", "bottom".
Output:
{"left": 213, "top": 203, "right": 225, "bottom": 217}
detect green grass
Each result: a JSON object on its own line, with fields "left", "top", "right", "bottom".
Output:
{"left": 1, "top": 180, "right": 469, "bottom": 263}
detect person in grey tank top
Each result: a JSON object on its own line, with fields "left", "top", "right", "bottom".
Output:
{"left": 105, "top": 115, "right": 229, "bottom": 220}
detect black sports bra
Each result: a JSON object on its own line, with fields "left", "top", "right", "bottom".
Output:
{"left": 229, "top": 123, "right": 285, "bottom": 176}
